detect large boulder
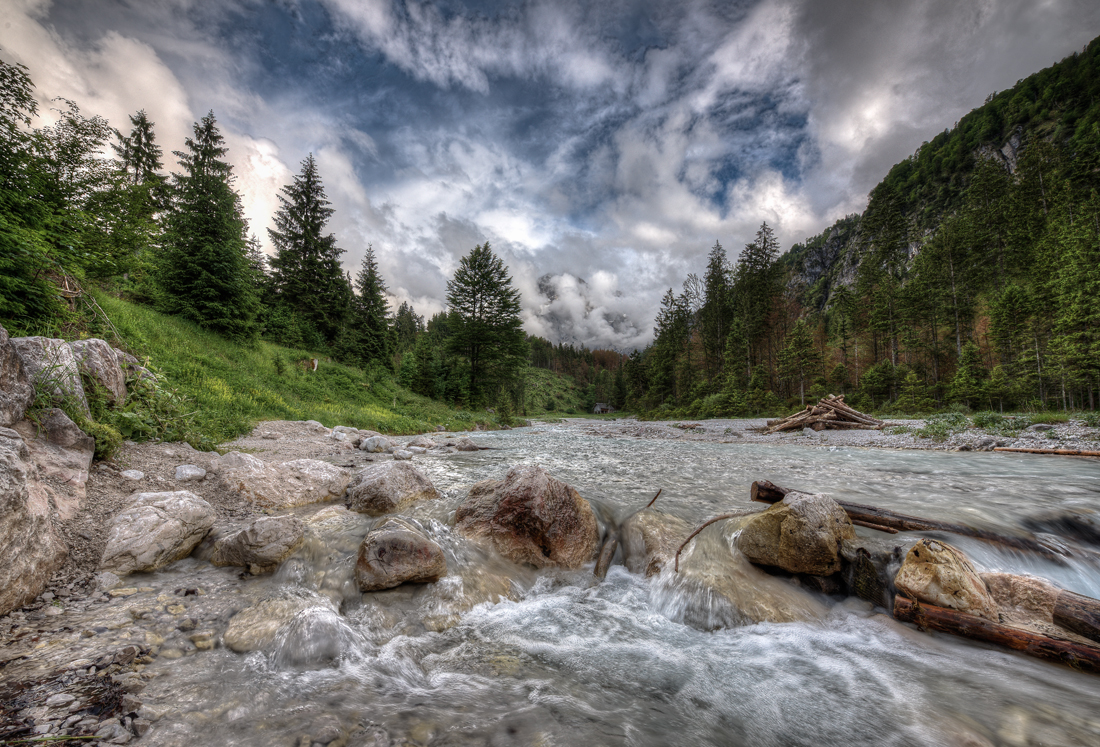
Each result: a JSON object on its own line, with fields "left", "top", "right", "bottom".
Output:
{"left": 346, "top": 461, "right": 441, "bottom": 515}
{"left": 0, "top": 324, "right": 34, "bottom": 427}
{"left": 620, "top": 509, "right": 692, "bottom": 577}
{"left": 453, "top": 465, "right": 599, "bottom": 569}
{"left": 454, "top": 438, "right": 480, "bottom": 452}
{"left": 214, "top": 452, "right": 351, "bottom": 509}
{"left": 839, "top": 535, "right": 918, "bottom": 608}
{"left": 894, "top": 538, "right": 998, "bottom": 620}
{"left": 0, "top": 429, "right": 67, "bottom": 615}
{"left": 356, "top": 516, "right": 447, "bottom": 591}
{"left": 10, "top": 336, "right": 88, "bottom": 414}
{"left": 12, "top": 408, "right": 94, "bottom": 520}
{"left": 69, "top": 338, "right": 127, "bottom": 404}
{"left": 735, "top": 492, "right": 856, "bottom": 576}
{"left": 210, "top": 515, "right": 305, "bottom": 573}
{"left": 99, "top": 491, "right": 216, "bottom": 576}
{"left": 359, "top": 436, "right": 394, "bottom": 453}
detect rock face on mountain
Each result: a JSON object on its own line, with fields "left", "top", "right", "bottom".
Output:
{"left": 0, "top": 429, "right": 68, "bottom": 616}
{"left": 0, "top": 324, "right": 34, "bottom": 427}
{"left": 454, "top": 465, "right": 599, "bottom": 569}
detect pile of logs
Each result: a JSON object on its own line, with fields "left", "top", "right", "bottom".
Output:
{"left": 763, "top": 394, "right": 884, "bottom": 434}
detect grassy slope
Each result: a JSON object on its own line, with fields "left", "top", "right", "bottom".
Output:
{"left": 95, "top": 293, "right": 483, "bottom": 443}
{"left": 522, "top": 365, "right": 592, "bottom": 416}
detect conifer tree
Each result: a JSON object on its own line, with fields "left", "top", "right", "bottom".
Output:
{"left": 778, "top": 318, "right": 822, "bottom": 407}
{"left": 699, "top": 240, "right": 732, "bottom": 382}
{"left": 113, "top": 110, "right": 164, "bottom": 186}
{"left": 445, "top": 242, "right": 527, "bottom": 406}
{"left": 949, "top": 341, "right": 986, "bottom": 409}
{"left": 335, "top": 244, "right": 394, "bottom": 369}
{"left": 894, "top": 370, "right": 935, "bottom": 414}
{"left": 268, "top": 154, "right": 348, "bottom": 343}
{"left": 158, "top": 111, "right": 259, "bottom": 341}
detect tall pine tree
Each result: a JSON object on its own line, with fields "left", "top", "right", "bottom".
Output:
{"left": 335, "top": 244, "right": 394, "bottom": 369}
{"left": 445, "top": 242, "right": 527, "bottom": 406}
{"left": 157, "top": 111, "right": 259, "bottom": 341}
{"left": 268, "top": 154, "right": 349, "bottom": 343}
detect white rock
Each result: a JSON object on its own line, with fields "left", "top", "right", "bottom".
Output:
{"left": 406, "top": 446, "right": 427, "bottom": 454}
{"left": 215, "top": 453, "right": 350, "bottom": 509}
{"left": 121, "top": 470, "right": 144, "bottom": 481}
{"left": 392, "top": 449, "right": 414, "bottom": 460}
{"left": 99, "top": 491, "right": 215, "bottom": 576}
{"left": 69, "top": 338, "right": 127, "bottom": 404}
{"left": 9, "top": 336, "right": 88, "bottom": 414}
{"left": 359, "top": 436, "right": 394, "bottom": 453}
{"left": 174, "top": 464, "right": 206, "bottom": 482}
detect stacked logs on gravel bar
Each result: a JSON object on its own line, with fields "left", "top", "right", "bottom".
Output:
{"left": 763, "top": 394, "right": 884, "bottom": 434}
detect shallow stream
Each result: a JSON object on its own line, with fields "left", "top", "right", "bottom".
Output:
{"left": 34, "top": 424, "right": 1100, "bottom": 745}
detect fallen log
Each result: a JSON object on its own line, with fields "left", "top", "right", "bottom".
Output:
{"left": 893, "top": 595, "right": 1100, "bottom": 673}
{"left": 594, "top": 534, "right": 619, "bottom": 580}
{"left": 994, "top": 447, "right": 1100, "bottom": 457}
{"left": 1054, "top": 590, "right": 1100, "bottom": 644}
{"left": 749, "top": 480, "right": 1064, "bottom": 561}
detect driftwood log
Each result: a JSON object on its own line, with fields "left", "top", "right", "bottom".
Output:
{"left": 994, "top": 447, "right": 1100, "bottom": 457}
{"left": 1054, "top": 590, "right": 1100, "bottom": 644}
{"left": 750, "top": 480, "right": 1064, "bottom": 561}
{"left": 763, "top": 395, "right": 884, "bottom": 434}
{"left": 894, "top": 595, "right": 1100, "bottom": 673}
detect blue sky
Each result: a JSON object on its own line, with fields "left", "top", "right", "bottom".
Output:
{"left": 3, "top": 0, "right": 1098, "bottom": 348}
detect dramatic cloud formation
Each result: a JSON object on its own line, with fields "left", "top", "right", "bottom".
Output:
{"left": 2, "top": 0, "right": 1097, "bottom": 348}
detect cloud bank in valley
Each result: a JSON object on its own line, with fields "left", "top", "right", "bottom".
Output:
{"left": 2, "top": 0, "right": 1098, "bottom": 349}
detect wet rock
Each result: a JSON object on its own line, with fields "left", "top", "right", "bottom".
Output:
{"left": 1022, "top": 507, "right": 1100, "bottom": 548}
{"left": 100, "top": 491, "right": 216, "bottom": 576}
{"left": 356, "top": 516, "right": 447, "bottom": 591}
{"left": 223, "top": 592, "right": 337, "bottom": 653}
{"left": 453, "top": 465, "right": 599, "bottom": 569}
{"left": 210, "top": 515, "right": 306, "bottom": 573}
{"left": 839, "top": 535, "right": 918, "bottom": 608}
{"left": 346, "top": 461, "right": 441, "bottom": 516}
{"left": 70, "top": 338, "right": 127, "bottom": 404}
{"left": 978, "top": 572, "right": 1096, "bottom": 643}
{"left": 620, "top": 509, "right": 692, "bottom": 577}
{"left": 406, "top": 435, "right": 435, "bottom": 449}
{"left": 894, "top": 538, "right": 998, "bottom": 620}
{"left": 0, "top": 430, "right": 67, "bottom": 615}
{"left": 359, "top": 436, "right": 394, "bottom": 453}
{"left": 392, "top": 449, "right": 414, "bottom": 460}
{"left": 406, "top": 446, "right": 427, "bottom": 454}
{"left": 736, "top": 492, "right": 855, "bottom": 576}
{"left": 0, "top": 323, "right": 34, "bottom": 427}
{"left": 174, "top": 464, "right": 206, "bottom": 482}
{"left": 10, "top": 335, "right": 89, "bottom": 414}
{"left": 95, "top": 720, "right": 131, "bottom": 743}
{"left": 454, "top": 438, "right": 480, "bottom": 452}
{"left": 215, "top": 452, "right": 351, "bottom": 509}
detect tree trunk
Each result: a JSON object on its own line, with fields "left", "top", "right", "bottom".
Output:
{"left": 893, "top": 595, "right": 1100, "bottom": 673}
{"left": 1054, "top": 590, "right": 1100, "bottom": 644}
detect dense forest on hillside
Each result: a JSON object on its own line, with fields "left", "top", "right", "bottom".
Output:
{"left": 627, "top": 36, "right": 1100, "bottom": 419}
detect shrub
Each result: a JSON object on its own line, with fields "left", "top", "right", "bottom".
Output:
{"left": 915, "top": 412, "right": 969, "bottom": 442}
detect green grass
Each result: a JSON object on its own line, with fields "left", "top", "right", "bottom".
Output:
{"left": 93, "top": 293, "right": 484, "bottom": 444}
{"left": 522, "top": 365, "right": 592, "bottom": 416}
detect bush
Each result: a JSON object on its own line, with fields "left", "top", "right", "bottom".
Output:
{"left": 915, "top": 412, "right": 969, "bottom": 442}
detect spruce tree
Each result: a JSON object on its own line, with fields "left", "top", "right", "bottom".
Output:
{"left": 268, "top": 154, "right": 348, "bottom": 343}
{"left": 113, "top": 110, "right": 164, "bottom": 186}
{"left": 699, "top": 240, "right": 732, "bottom": 382}
{"left": 335, "top": 244, "right": 394, "bottom": 369}
{"left": 445, "top": 242, "right": 527, "bottom": 406}
{"left": 778, "top": 318, "right": 822, "bottom": 407}
{"left": 158, "top": 111, "right": 259, "bottom": 341}
{"left": 949, "top": 341, "right": 986, "bottom": 409}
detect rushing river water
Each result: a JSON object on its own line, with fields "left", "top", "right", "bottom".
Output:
{"left": 57, "top": 424, "right": 1100, "bottom": 745}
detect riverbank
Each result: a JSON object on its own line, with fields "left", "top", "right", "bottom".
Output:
{"left": 570, "top": 415, "right": 1100, "bottom": 453}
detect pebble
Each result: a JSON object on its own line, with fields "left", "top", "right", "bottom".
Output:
{"left": 174, "top": 464, "right": 207, "bottom": 481}
{"left": 109, "top": 588, "right": 138, "bottom": 597}
{"left": 46, "top": 693, "right": 76, "bottom": 707}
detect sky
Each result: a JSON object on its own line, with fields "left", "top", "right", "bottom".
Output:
{"left": 2, "top": 0, "right": 1098, "bottom": 350}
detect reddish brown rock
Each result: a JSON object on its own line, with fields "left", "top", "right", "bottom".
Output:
{"left": 453, "top": 465, "right": 599, "bottom": 569}
{"left": 356, "top": 516, "right": 447, "bottom": 591}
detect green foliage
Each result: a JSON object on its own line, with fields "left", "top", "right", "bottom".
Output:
{"left": 157, "top": 112, "right": 259, "bottom": 342}
{"left": 915, "top": 411, "right": 969, "bottom": 442}
{"left": 949, "top": 341, "right": 986, "bottom": 407}
{"left": 893, "top": 371, "right": 936, "bottom": 414}
{"left": 335, "top": 244, "right": 395, "bottom": 369}
{"left": 267, "top": 154, "right": 350, "bottom": 343}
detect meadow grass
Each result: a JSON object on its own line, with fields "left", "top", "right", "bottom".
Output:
{"left": 93, "top": 293, "right": 483, "bottom": 444}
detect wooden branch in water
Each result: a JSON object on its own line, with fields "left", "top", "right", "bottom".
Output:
{"left": 893, "top": 595, "right": 1100, "bottom": 674}
{"left": 645, "top": 489, "right": 662, "bottom": 509}
{"left": 594, "top": 534, "right": 619, "bottom": 580}
{"left": 851, "top": 519, "right": 899, "bottom": 534}
{"left": 674, "top": 513, "right": 741, "bottom": 572}
{"left": 749, "top": 480, "right": 1062, "bottom": 560}
{"left": 1054, "top": 590, "right": 1100, "bottom": 644}
{"left": 994, "top": 447, "right": 1100, "bottom": 457}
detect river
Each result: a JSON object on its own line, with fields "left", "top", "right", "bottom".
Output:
{"left": 35, "top": 423, "right": 1100, "bottom": 745}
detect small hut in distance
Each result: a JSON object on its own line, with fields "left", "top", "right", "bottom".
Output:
{"left": 593, "top": 403, "right": 614, "bottom": 414}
